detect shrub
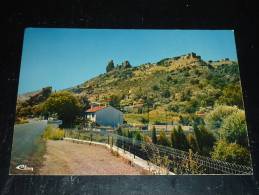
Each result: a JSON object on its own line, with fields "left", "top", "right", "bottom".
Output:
{"left": 217, "top": 84, "right": 244, "bottom": 109}
{"left": 140, "top": 117, "right": 148, "bottom": 124}
{"left": 220, "top": 110, "right": 248, "bottom": 148}
{"left": 204, "top": 105, "right": 239, "bottom": 131}
{"left": 211, "top": 140, "right": 251, "bottom": 166}
{"left": 161, "top": 89, "right": 171, "bottom": 98}
{"left": 152, "top": 85, "right": 160, "bottom": 91}
{"left": 43, "top": 126, "right": 64, "bottom": 140}
{"left": 190, "top": 79, "right": 199, "bottom": 85}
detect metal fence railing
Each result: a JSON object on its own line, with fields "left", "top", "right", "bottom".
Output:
{"left": 64, "top": 130, "right": 253, "bottom": 175}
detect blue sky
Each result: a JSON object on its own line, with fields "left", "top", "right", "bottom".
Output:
{"left": 18, "top": 28, "right": 237, "bottom": 94}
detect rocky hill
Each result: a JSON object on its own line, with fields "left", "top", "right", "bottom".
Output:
{"left": 16, "top": 53, "right": 242, "bottom": 125}
{"left": 65, "top": 53, "right": 241, "bottom": 124}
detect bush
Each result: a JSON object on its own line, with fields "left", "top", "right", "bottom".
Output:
{"left": 152, "top": 85, "right": 160, "bottom": 91}
{"left": 190, "top": 79, "right": 199, "bottom": 85}
{"left": 133, "top": 131, "right": 143, "bottom": 141}
{"left": 220, "top": 110, "right": 248, "bottom": 148}
{"left": 211, "top": 140, "right": 251, "bottom": 166}
{"left": 43, "top": 126, "right": 65, "bottom": 140}
{"left": 217, "top": 84, "right": 244, "bottom": 109}
{"left": 204, "top": 105, "right": 239, "bottom": 131}
{"left": 161, "top": 89, "right": 171, "bottom": 98}
{"left": 140, "top": 117, "right": 148, "bottom": 124}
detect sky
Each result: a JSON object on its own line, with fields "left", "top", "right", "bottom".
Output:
{"left": 18, "top": 28, "right": 238, "bottom": 94}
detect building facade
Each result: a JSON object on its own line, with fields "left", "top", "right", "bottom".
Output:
{"left": 85, "top": 105, "right": 123, "bottom": 128}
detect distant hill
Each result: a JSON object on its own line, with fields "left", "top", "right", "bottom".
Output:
{"left": 16, "top": 53, "right": 242, "bottom": 125}
{"left": 17, "top": 87, "right": 52, "bottom": 106}
{"left": 64, "top": 52, "right": 241, "bottom": 124}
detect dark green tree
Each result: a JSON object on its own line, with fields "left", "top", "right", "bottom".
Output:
{"left": 158, "top": 131, "right": 171, "bottom": 147}
{"left": 194, "top": 125, "right": 216, "bottom": 156}
{"left": 162, "top": 89, "right": 171, "bottom": 98}
{"left": 43, "top": 91, "right": 81, "bottom": 126}
{"left": 109, "top": 94, "right": 121, "bottom": 109}
{"left": 187, "top": 133, "right": 199, "bottom": 153}
{"left": 152, "top": 126, "right": 157, "bottom": 144}
{"left": 117, "top": 127, "right": 123, "bottom": 135}
{"left": 106, "top": 60, "right": 115, "bottom": 72}
{"left": 122, "top": 60, "right": 132, "bottom": 68}
{"left": 171, "top": 126, "right": 189, "bottom": 151}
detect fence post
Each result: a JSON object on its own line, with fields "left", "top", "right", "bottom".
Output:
{"left": 111, "top": 136, "right": 113, "bottom": 147}
{"left": 133, "top": 142, "right": 135, "bottom": 159}
{"left": 108, "top": 135, "right": 110, "bottom": 145}
{"left": 123, "top": 138, "right": 125, "bottom": 153}
{"left": 188, "top": 149, "right": 193, "bottom": 172}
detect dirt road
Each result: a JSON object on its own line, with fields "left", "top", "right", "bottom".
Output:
{"left": 39, "top": 140, "right": 147, "bottom": 175}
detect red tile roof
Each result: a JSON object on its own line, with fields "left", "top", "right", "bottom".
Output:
{"left": 86, "top": 106, "right": 106, "bottom": 113}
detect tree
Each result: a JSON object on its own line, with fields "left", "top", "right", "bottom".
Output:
{"left": 170, "top": 126, "right": 189, "bottom": 151}
{"left": 116, "top": 127, "right": 123, "bottom": 136}
{"left": 194, "top": 125, "right": 216, "bottom": 156}
{"left": 217, "top": 84, "right": 244, "bottom": 109}
{"left": 79, "top": 96, "right": 90, "bottom": 110}
{"left": 158, "top": 131, "right": 171, "bottom": 147}
{"left": 204, "top": 105, "right": 239, "bottom": 131}
{"left": 152, "top": 84, "right": 159, "bottom": 91}
{"left": 134, "top": 131, "right": 143, "bottom": 141}
{"left": 211, "top": 140, "right": 251, "bottom": 166}
{"left": 109, "top": 94, "right": 121, "bottom": 109}
{"left": 106, "top": 60, "right": 115, "bottom": 72}
{"left": 152, "top": 126, "right": 157, "bottom": 144}
{"left": 122, "top": 60, "right": 132, "bottom": 68}
{"left": 220, "top": 110, "right": 248, "bottom": 148}
{"left": 187, "top": 134, "right": 199, "bottom": 153}
{"left": 179, "top": 115, "right": 191, "bottom": 125}
{"left": 140, "top": 117, "right": 148, "bottom": 124}
{"left": 161, "top": 89, "right": 171, "bottom": 98}
{"left": 43, "top": 91, "right": 81, "bottom": 126}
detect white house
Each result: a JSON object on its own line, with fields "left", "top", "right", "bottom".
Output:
{"left": 85, "top": 105, "right": 123, "bottom": 128}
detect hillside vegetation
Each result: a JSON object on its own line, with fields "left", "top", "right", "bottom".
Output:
{"left": 67, "top": 53, "right": 243, "bottom": 126}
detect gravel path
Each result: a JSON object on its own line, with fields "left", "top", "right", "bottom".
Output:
{"left": 39, "top": 140, "right": 147, "bottom": 175}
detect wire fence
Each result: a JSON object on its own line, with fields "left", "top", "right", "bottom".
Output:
{"left": 64, "top": 129, "right": 253, "bottom": 175}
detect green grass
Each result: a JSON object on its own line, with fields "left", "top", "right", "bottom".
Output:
{"left": 43, "top": 126, "right": 65, "bottom": 140}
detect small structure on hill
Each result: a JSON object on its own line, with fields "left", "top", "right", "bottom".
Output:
{"left": 85, "top": 105, "right": 123, "bottom": 128}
